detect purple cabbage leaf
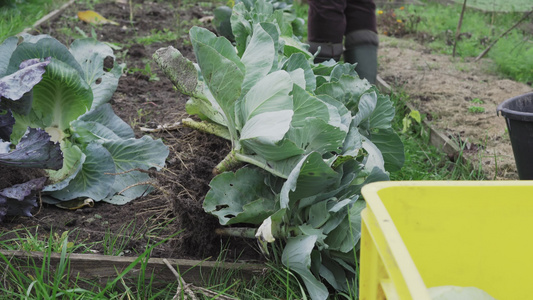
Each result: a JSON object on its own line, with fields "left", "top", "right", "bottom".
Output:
{"left": 0, "top": 56, "right": 62, "bottom": 222}
{"left": 0, "top": 56, "right": 62, "bottom": 170}
{"left": 0, "top": 58, "right": 50, "bottom": 115}
{"left": 0, "top": 177, "right": 46, "bottom": 222}
{"left": 0, "top": 127, "right": 63, "bottom": 170}
{"left": 0, "top": 125, "right": 62, "bottom": 222}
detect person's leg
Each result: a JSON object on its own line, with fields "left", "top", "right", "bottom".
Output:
{"left": 344, "top": 0, "right": 379, "bottom": 83}
{"left": 345, "top": 0, "right": 377, "bottom": 34}
{"left": 307, "top": 0, "right": 347, "bottom": 62}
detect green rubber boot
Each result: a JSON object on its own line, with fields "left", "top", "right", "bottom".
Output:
{"left": 344, "top": 30, "right": 379, "bottom": 84}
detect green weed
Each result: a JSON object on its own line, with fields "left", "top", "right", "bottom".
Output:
{"left": 126, "top": 63, "right": 160, "bottom": 82}
{"left": 390, "top": 90, "right": 486, "bottom": 181}
{"left": 468, "top": 105, "right": 485, "bottom": 113}
{"left": 129, "top": 106, "right": 151, "bottom": 128}
{"left": 134, "top": 28, "right": 181, "bottom": 45}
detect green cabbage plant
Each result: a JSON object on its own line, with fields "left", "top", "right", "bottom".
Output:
{"left": 213, "top": 0, "right": 306, "bottom": 43}
{"left": 0, "top": 34, "right": 168, "bottom": 206}
{"left": 154, "top": 1, "right": 404, "bottom": 298}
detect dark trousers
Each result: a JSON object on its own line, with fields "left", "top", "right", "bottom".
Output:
{"left": 307, "top": 0, "right": 377, "bottom": 44}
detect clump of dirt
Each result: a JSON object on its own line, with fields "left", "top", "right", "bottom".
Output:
{"left": 0, "top": 166, "right": 47, "bottom": 190}
{"left": 0, "top": 0, "right": 260, "bottom": 262}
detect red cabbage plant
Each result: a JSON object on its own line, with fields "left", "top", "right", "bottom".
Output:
{"left": 0, "top": 56, "right": 63, "bottom": 222}
{"left": 0, "top": 34, "right": 169, "bottom": 220}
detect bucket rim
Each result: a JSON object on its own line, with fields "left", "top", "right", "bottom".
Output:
{"left": 497, "top": 92, "right": 533, "bottom": 121}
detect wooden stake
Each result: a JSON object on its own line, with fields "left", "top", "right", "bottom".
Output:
{"left": 453, "top": 0, "right": 468, "bottom": 57}
{"left": 475, "top": 9, "right": 533, "bottom": 61}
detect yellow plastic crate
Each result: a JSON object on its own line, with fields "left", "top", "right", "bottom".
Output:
{"left": 359, "top": 181, "right": 533, "bottom": 300}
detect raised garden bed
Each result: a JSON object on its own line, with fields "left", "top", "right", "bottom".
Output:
{"left": 0, "top": 0, "right": 255, "bottom": 267}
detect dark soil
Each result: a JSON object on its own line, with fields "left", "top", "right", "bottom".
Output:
{"left": 0, "top": 0, "right": 261, "bottom": 262}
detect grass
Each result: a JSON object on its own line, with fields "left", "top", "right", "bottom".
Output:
{"left": 0, "top": 228, "right": 308, "bottom": 299}
{"left": 383, "top": 0, "right": 533, "bottom": 84}
{"left": 198, "top": 242, "right": 307, "bottom": 299}
{"left": 389, "top": 90, "right": 486, "bottom": 181}
{"left": 133, "top": 28, "right": 182, "bottom": 45}
{"left": 451, "top": 0, "right": 533, "bottom": 12}
{"left": 0, "top": 230, "right": 182, "bottom": 299}
{"left": 0, "top": 0, "right": 72, "bottom": 42}
{"left": 0, "top": 226, "right": 93, "bottom": 254}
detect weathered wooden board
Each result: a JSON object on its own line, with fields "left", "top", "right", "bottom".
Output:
{"left": 0, "top": 250, "right": 265, "bottom": 287}
{"left": 21, "top": 0, "right": 76, "bottom": 34}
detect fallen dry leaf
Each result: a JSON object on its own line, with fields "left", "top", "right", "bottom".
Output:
{"left": 78, "top": 10, "right": 119, "bottom": 25}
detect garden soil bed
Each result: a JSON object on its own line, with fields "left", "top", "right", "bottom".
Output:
{"left": 1, "top": 0, "right": 531, "bottom": 263}
{"left": 0, "top": 0, "right": 261, "bottom": 263}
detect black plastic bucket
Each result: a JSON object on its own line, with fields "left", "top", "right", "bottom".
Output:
{"left": 497, "top": 92, "right": 533, "bottom": 179}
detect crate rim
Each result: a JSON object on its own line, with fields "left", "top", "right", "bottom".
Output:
{"left": 362, "top": 180, "right": 533, "bottom": 192}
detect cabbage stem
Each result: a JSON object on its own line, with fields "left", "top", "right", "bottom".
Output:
{"left": 234, "top": 153, "right": 287, "bottom": 178}
{"left": 213, "top": 150, "right": 244, "bottom": 174}
{"left": 215, "top": 227, "right": 256, "bottom": 239}
{"left": 213, "top": 151, "right": 288, "bottom": 178}
{"left": 215, "top": 226, "right": 298, "bottom": 240}
{"left": 182, "top": 118, "right": 231, "bottom": 140}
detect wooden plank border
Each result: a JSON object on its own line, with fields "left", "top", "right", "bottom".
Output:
{"left": 0, "top": 250, "right": 265, "bottom": 287}
{"left": 21, "top": 0, "right": 76, "bottom": 34}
